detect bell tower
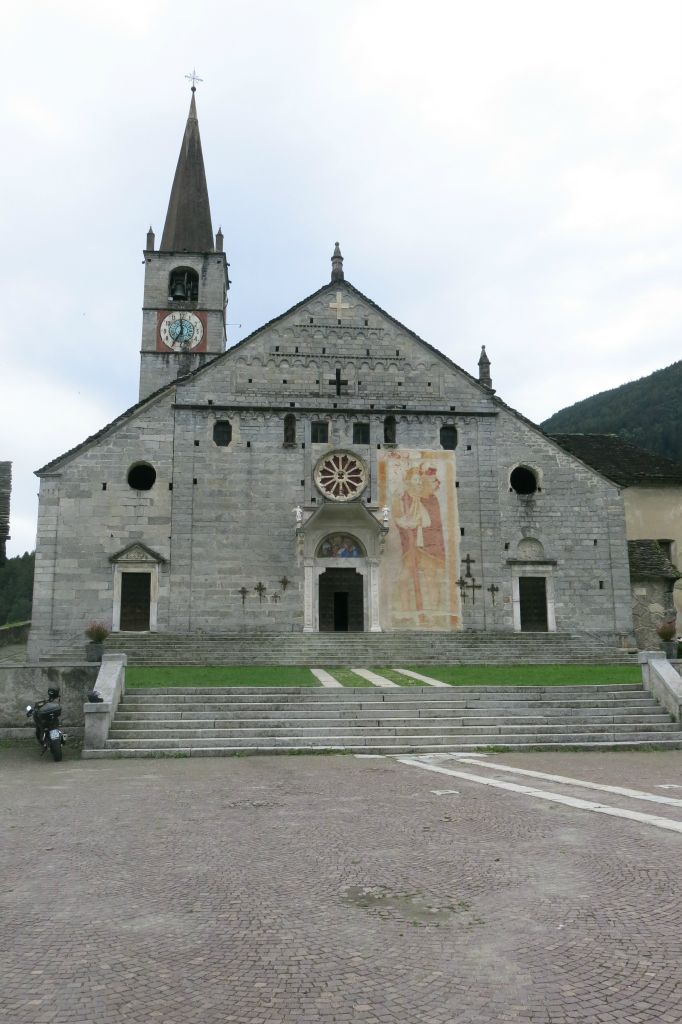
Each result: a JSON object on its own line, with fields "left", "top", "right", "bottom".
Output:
{"left": 139, "top": 86, "right": 229, "bottom": 400}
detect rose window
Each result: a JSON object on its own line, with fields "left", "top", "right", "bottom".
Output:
{"left": 314, "top": 451, "right": 367, "bottom": 502}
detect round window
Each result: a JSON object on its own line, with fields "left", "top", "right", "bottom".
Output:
{"left": 127, "top": 463, "right": 156, "bottom": 491}
{"left": 510, "top": 466, "right": 538, "bottom": 495}
{"left": 314, "top": 451, "right": 368, "bottom": 502}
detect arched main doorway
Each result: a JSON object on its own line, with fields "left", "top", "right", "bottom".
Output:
{"left": 316, "top": 534, "right": 366, "bottom": 632}
{"left": 319, "top": 567, "right": 364, "bottom": 632}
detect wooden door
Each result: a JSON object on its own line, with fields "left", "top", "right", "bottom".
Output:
{"left": 120, "top": 572, "right": 151, "bottom": 631}
{"left": 519, "top": 577, "right": 548, "bottom": 632}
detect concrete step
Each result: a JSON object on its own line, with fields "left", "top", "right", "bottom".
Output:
{"left": 85, "top": 679, "right": 681, "bottom": 760}
{"left": 113, "top": 710, "right": 670, "bottom": 726}
{"left": 51, "top": 629, "right": 636, "bottom": 666}
{"left": 109, "top": 722, "right": 679, "bottom": 741}
{"left": 102, "top": 729, "right": 681, "bottom": 750}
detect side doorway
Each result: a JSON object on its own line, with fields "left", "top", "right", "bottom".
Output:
{"left": 518, "top": 576, "right": 549, "bottom": 631}
{"left": 120, "top": 572, "right": 152, "bottom": 631}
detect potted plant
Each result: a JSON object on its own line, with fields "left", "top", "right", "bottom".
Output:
{"left": 85, "top": 621, "right": 109, "bottom": 662}
{"left": 656, "top": 620, "right": 678, "bottom": 659}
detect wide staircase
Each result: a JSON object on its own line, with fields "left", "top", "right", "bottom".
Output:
{"left": 49, "top": 631, "right": 636, "bottom": 666}
{"left": 81, "top": 683, "right": 682, "bottom": 759}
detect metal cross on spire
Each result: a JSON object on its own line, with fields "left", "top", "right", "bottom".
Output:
{"left": 185, "top": 68, "right": 203, "bottom": 92}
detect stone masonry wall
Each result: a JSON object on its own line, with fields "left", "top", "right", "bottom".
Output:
{"left": 29, "top": 280, "right": 634, "bottom": 654}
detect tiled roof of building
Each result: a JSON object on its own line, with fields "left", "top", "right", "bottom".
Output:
{"left": 628, "top": 540, "right": 681, "bottom": 580}
{"left": 551, "top": 433, "right": 682, "bottom": 487}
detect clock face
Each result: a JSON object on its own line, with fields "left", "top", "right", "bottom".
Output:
{"left": 158, "top": 310, "right": 205, "bottom": 351}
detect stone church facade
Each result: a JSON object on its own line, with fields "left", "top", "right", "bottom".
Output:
{"left": 28, "top": 92, "right": 634, "bottom": 658}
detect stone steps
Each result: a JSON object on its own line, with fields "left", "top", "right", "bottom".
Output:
{"left": 46, "top": 630, "right": 636, "bottom": 666}
{"left": 82, "top": 682, "right": 682, "bottom": 758}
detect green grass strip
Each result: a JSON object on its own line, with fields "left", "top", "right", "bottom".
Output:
{"left": 320, "top": 667, "right": 373, "bottom": 688}
{"left": 388, "top": 664, "right": 641, "bottom": 686}
{"left": 126, "top": 665, "right": 319, "bottom": 688}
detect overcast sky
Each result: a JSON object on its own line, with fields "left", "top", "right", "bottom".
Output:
{"left": 1, "top": 0, "right": 681, "bottom": 557}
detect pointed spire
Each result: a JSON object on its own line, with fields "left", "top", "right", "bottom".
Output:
{"left": 478, "top": 345, "right": 493, "bottom": 389}
{"left": 146, "top": 226, "right": 155, "bottom": 251}
{"left": 331, "top": 241, "right": 344, "bottom": 282}
{"left": 215, "top": 226, "right": 224, "bottom": 252}
{"left": 160, "top": 90, "right": 214, "bottom": 252}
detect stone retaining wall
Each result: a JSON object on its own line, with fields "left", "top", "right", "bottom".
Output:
{"left": 0, "top": 664, "right": 98, "bottom": 737}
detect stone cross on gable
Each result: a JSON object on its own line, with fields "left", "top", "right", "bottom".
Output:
{"left": 329, "top": 291, "right": 350, "bottom": 322}
{"left": 328, "top": 368, "right": 349, "bottom": 395}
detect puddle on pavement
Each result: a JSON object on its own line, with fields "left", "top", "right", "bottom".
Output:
{"left": 342, "top": 885, "right": 466, "bottom": 924}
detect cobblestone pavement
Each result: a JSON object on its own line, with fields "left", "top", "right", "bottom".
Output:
{"left": 2, "top": 749, "right": 682, "bottom": 1023}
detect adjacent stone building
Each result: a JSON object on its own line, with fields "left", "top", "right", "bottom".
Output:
{"left": 551, "top": 433, "right": 682, "bottom": 647}
{"left": 28, "top": 91, "right": 636, "bottom": 659}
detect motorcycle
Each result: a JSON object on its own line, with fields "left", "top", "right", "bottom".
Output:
{"left": 26, "top": 687, "right": 67, "bottom": 762}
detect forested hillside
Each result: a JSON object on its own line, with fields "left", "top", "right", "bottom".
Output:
{"left": 541, "top": 360, "right": 682, "bottom": 463}
{"left": 0, "top": 551, "right": 34, "bottom": 625}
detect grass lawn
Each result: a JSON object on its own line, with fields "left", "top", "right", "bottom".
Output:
{"left": 381, "top": 664, "right": 642, "bottom": 686}
{"left": 319, "top": 668, "right": 373, "bottom": 687}
{"left": 126, "top": 666, "right": 319, "bottom": 688}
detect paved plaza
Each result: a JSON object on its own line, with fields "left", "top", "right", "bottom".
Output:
{"left": 2, "top": 747, "right": 682, "bottom": 1024}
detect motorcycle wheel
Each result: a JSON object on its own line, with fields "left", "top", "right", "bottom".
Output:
{"left": 49, "top": 736, "right": 63, "bottom": 762}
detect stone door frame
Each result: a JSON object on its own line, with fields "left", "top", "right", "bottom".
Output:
{"left": 510, "top": 564, "right": 556, "bottom": 633}
{"left": 109, "top": 542, "right": 166, "bottom": 634}
{"left": 303, "top": 557, "right": 382, "bottom": 632}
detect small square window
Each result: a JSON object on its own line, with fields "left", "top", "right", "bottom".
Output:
{"left": 311, "top": 421, "right": 329, "bottom": 443}
{"left": 248, "top": 378, "right": 252, "bottom": 383}
{"left": 460, "top": 528, "right": 465, "bottom": 536}
{"left": 194, "top": 440, "right": 199, "bottom": 447}
{"left": 102, "top": 482, "right": 107, "bottom": 491}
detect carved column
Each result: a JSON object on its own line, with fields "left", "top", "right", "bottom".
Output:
{"left": 303, "top": 559, "right": 315, "bottom": 632}
{"left": 368, "top": 558, "right": 382, "bottom": 632}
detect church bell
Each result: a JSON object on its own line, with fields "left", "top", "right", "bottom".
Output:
{"left": 171, "top": 276, "right": 187, "bottom": 301}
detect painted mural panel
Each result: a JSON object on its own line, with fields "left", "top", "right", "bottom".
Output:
{"left": 378, "top": 450, "right": 460, "bottom": 630}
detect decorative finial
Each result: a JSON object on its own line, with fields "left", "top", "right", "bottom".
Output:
{"left": 478, "top": 345, "right": 493, "bottom": 389}
{"left": 185, "top": 68, "right": 203, "bottom": 92}
{"left": 331, "top": 241, "right": 344, "bottom": 283}
{"left": 215, "top": 226, "right": 224, "bottom": 252}
{"left": 146, "top": 226, "right": 155, "bottom": 251}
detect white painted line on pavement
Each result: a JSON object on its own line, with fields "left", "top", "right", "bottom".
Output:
{"left": 311, "top": 668, "right": 343, "bottom": 688}
{"left": 657, "top": 784, "right": 682, "bottom": 790}
{"left": 395, "top": 668, "right": 450, "bottom": 688}
{"left": 453, "top": 757, "right": 682, "bottom": 809}
{"left": 351, "top": 668, "right": 399, "bottom": 688}
{"left": 396, "top": 757, "right": 682, "bottom": 836}
{"left": 431, "top": 789, "right": 460, "bottom": 796}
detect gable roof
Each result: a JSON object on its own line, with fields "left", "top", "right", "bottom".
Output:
{"left": 35, "top": 381, "right": 174, "bottom": 475}
{"left": 628, "top": 540, "right": 681, "bottom": 580}
{"left": 37, "top": 278, "right": 619, "bottom": 484}
{"left": 551, "top": 434, "right": 682, "bottom": 487}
